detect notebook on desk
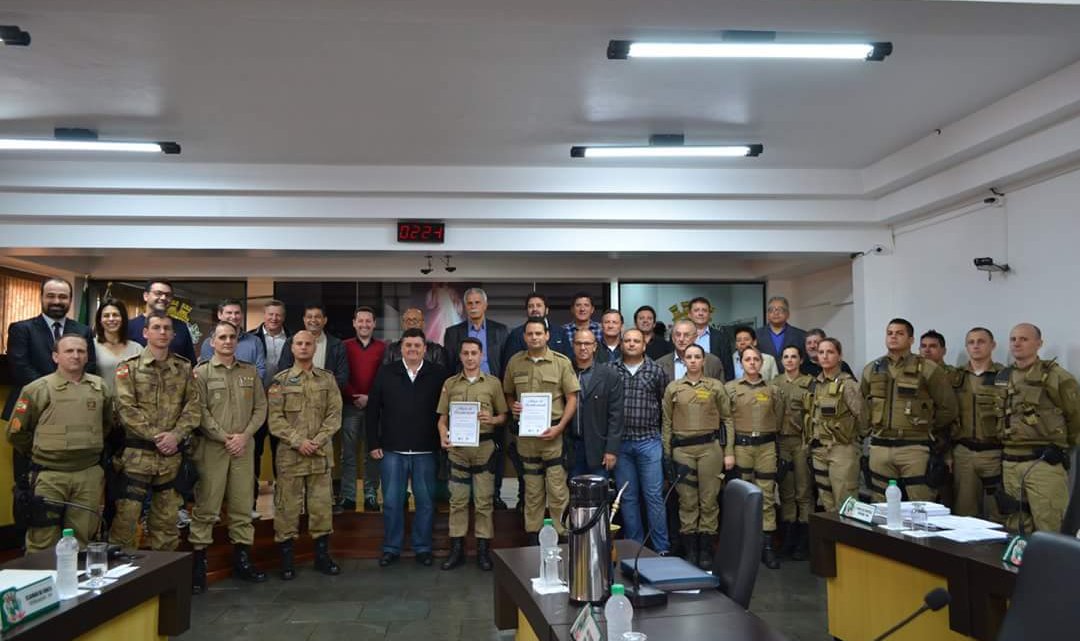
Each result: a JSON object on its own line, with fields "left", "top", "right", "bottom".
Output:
{"left": 619, "top": 557, "right": 720, "bottom": 591}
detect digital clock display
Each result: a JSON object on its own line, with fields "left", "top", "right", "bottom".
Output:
{"left": 397, "top": 221, "right": 446, "bottom": 244}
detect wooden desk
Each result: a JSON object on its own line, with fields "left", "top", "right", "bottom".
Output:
{"left": 493, "top": 540, "right": 782, "bottom": 641}
{"left": 2, "top": 550, "right": 191, "bottom": 641}
{"left": 810, "top": 512, "right": 1017, "bottom": 641}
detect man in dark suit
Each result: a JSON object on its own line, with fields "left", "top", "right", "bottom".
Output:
{"left": 383, "top": 307, "right": 449, "bottom": 368}
{"left": 443, "top": 288, "right": 508, "bottom": 378}
{"left": 566, "top": 329, "right": 624, "bottom": 477}
{"left": 3, "top": 277, "right": 96, "bottom": 422}
{"left": 756, "top": 296, "right": 808, "bottom": 364}
{"left": 4, "top": 277, "right": 97, "bottom": 528}
{"left": 501, "top": 292, "right": 569, "bottom": 371}
{"left": 277, "top": 303, "right": 349, "bottom": 390}
{"left": 127, "top": 279, "right": 197, "bottom": 364}
{"left": 687, "top": 297, "right": 734, "bottom": 380}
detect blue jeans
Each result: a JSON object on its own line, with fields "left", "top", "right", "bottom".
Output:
{"left": 569, "top": 438, "right": 607, "bottom": 479}
{"left": 341, "top": 406, "right": 379, "bottom": 503}
{"left": 613, "top": 436, "right": 670, "bottom": 553}
{"left": 380, "top": 451, "right": 437, "bottom": 554}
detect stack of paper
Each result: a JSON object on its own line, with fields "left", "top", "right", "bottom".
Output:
{"left": 926, "top": 515, "right": 1004, "bottom": 531}
{"left": 937, "top": 529, "right": 1009, "bottom": 543}
{"left": 872, "top": 501, "right": 951, "bottom": 518}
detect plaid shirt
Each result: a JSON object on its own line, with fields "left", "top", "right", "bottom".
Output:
{"left": 611, "top": 357, "right": 670, "bottom": 440}
{"left": 562, "top": 320, "right": 602, "bottom": 348}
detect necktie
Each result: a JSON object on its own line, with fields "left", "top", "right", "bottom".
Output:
{"left": 52, "top": 321, "right": 61, "bottom": 341}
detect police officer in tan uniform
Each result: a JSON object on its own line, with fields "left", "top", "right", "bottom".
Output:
{"left": 7, "top": 335, "right": 114, "bottom": 552}
{"left": 269, "top": 330, "right": 343, "bottom": 579}
{"left": 808, "top": 338, "right": 866, "bottom": 513}
{"left": 502, "top": 317, "right": 579, "bottom": 540}
{"left": 984, "top": 323, "right": 1080, "bottom": 533}
{"left": 109, "top": 311, "right": 200, "bottom": 551}
{"left": 726, "top": 346, "right": 785, "bottom": 569}
{"left": 860, "top": 318, "right": 958, "bottom": 502}
{"left": 189, "top": 321, "right": 268, "bottom": 593}
{"left": 773, "top": 345, "right": 814, "bottom": 561}
{"left": 950, "top": 327, "right": 1006, "bottom": 521}
{"left": 437, "top": 337, "right": 508, "bottom": 571}
{"left": 663, "top": 344, "right": 734, "bottom": 570}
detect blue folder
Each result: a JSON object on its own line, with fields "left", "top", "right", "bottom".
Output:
{"left": 619, "top": 556, "right": 721, "bottom": 591}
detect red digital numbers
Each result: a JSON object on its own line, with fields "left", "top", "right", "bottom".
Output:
{"left": 397, "top": 221, "right": 445, "bottom": 243}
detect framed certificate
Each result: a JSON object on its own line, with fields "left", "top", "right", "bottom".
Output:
{"left": 449, "top": 402, "right": 481, "bottom": 447}
{"left": 518, "top": 393, "right": 553, "bottom": 437}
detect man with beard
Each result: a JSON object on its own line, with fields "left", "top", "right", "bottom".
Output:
{"left": 127, "top": 280, "right": 197, "bottom": 364}
{"left": 4, "top": 277, "right": 97, "bottom": 520}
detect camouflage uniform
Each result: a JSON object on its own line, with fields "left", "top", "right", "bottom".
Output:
{"left": 108, "top": 348, "right": 200, "bottom": 551}
{"left": 268, "top": 365, "right": 343, "bottom": 543}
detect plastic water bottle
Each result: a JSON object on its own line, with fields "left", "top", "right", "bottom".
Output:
{"left": 605, "top": 583, "right": 633, "bottom": 641}
{"left": 538, "top": 517, "right": 559, "bottom": 585}
{"left": 885, "top": 480, "right": 903, "bottom": 529}
{"left": 55, "top": 528, "right": 80, "bottom": 600}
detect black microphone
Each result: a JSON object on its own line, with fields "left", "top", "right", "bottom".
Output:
{"left": 871, "top": 588, "right": 951, "bottom": 641}
{"left": 625, "top": 469, "right": 685, "bottom": 608}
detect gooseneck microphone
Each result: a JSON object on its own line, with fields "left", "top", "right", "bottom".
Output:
{"left": 626, "top": 469, "right": 685, "bottom": 608}
{"left": 871, "top": 587, "right": 951, "bottom": 641}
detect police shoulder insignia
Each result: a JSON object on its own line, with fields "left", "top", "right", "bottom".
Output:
{"left": 8, "top": 417, "right": 21, "bottom": 433}
{"left": 116, "top": 363, "right": 130, "bottom": 379}
{"left": 268, "top": 383, "right": 283, "bottom": 397}
{"left": 13, "top": 398, "right": 29, "bottom": 414}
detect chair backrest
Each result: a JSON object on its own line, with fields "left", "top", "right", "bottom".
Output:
{"left": 712, "top": 478, "right": 763, "bottom": 609}
{"left": 997, "top": 532, "right": 1080, "bottom": 641}
{"left": 1060, "top": 448, "right": 1080, "bottom": 536}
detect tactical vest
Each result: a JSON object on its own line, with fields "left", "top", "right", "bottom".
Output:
{"left": 989, "top": 360, "right": 1069, "bottom": 448}
{"left": 775, "top": 374, "right": 812, "bottom": 437}
{"left": 807, "top": 374, "right": 858, "bottom": 444}
{"left": 34, "top": 379, "right": 106, "bottom": 455}
{"left": 669, "top": 381, "right": 724, "bottom": 437}
{"left": 957, "top": 367, "right": 1002, "bottom": 443}
{"left": 866, "top": 356, "right": 936, "bottom": 439}
{"left": 727, "top": 379, "right": 782, "bottom": 435}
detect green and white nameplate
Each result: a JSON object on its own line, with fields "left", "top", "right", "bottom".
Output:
{"left": 839, "top": 497, "right": 877, "bottom": 524}
{"left": 0, "top": 571, "right": 60, "bottom": 632}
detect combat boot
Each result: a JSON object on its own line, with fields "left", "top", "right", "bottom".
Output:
{"left": 279, "top": 539, "right": 296, "bottom": 581}
{"left": 233, "top": 544, "right": 267, "bottom": 583}
{"left": 476, "top": 538, "right": 493, "bottom": 571}
{"left": 680, "top": 534, "right": 699, "bottom": 566}
{"left": 698, "top": 534, "right": 716, "bottom": 571}
{"left": 314, "top": 535, "right": 341, "bottom": 575}
{"left": 441, "top": 537, "right": 466, "bottom": 571}
{"left": 192, "top": 549, "right": 207, "bottom": 595}
{"left": 762, "top": 536, "right": 780, "bottom": 570}
{"left": 791, "top": 523, "right": 809, "bottom": 561}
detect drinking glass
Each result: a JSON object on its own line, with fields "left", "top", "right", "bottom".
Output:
{"left": 86, "top": 542, "right": 109, "bottom": 589}
{"left": 911, "top": 502, "right": 929, "bottom": 532}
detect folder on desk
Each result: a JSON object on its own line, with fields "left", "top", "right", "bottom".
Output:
{"left": 619, "top": 557, "right": 720, "bottom": 591}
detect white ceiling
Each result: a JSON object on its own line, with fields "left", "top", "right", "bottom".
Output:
{"left": 2, "top": 0, "right": 1080, "bottom": 169}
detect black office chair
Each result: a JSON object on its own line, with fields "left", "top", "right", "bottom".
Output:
{"left": 712, "top": 479, "right": 763, "bottom": 609}
{"left": 996, "top": 532, "right": 1080, "bottom": 641}
{"left": 1060, "top": 447, "right": 1080, "bottom": 536}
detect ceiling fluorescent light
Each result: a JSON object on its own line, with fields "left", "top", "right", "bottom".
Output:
{"left": 0, "top": 25, "right": 31, "bottom": 46}
{"left": 608, "top": 40, "right": 892, "bottom": 61}
{"left": 571, "top": 143, "right": 763, "bottom": 159}
{"left": 0, "top": 128, "right": 180, "bottom": 154}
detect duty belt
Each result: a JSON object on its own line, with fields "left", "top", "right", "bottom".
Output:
{"left": 870, "top": 437, "right": 931, "bottom": 448}
{"left": 956, "top": 439, "right": 1002, "bottom": 452}
{"left": 671, "top": 431, "right": 721, "bottom": 448}
{"left": 1002, "top": 445, "right": 1068, "bottom": 467}
{"left": 734, "top": 432, "right": 777, "bottom": 446}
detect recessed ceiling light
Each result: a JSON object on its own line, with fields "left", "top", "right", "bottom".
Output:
{"left": 572, "top": 137, "right": 762, "bottom": 159}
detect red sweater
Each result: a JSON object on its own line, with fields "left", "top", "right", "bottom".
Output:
{"left": 343, "top": 337, "right": 386, "bottom": 399}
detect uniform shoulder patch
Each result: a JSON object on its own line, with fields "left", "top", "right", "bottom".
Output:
{"left": 115, "top": 363, "right": 130, "bottom": 379}
{"left": 13, "top": 397, "right": 30, "bottom": 414}
{"left": 8, "top": 416, "right": 21, "bottom": 433}
{"left": 268, "top": 383, "right": 283, "bottom": 398}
